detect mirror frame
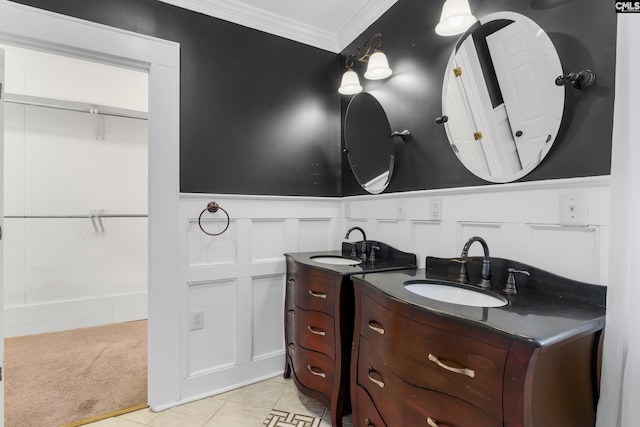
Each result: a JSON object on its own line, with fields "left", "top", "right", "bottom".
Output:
{"left": 344, "top": 92, "right": 395, "bottom": 194}
{"left": 441, "top": 11, "right": 565, "bottom": 183}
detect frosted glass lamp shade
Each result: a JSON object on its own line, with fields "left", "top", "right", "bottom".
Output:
{"left": 435, "top": 0, "right": 476, "bottom": 36}
{"left": 338, "top": 69, "right": 363, "bottom": 95}
{"left": 364, "top": 51, "right": 392, "bottom": 80}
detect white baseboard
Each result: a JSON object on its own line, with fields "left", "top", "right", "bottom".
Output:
{"left": 4, "top": 292, "right": 148, "bottom": 337}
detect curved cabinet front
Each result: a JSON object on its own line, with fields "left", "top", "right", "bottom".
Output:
{"left": 359, "top": 292, "right": 506, "bottom": 419}
{"left": 351, "top": 279, "right": 602, "bottom": 427}
{"left": 357, "top": 336, "right": 499, "bottom": 427}
{"left": 284, "top": 256, "right": 354, "bottom": 427}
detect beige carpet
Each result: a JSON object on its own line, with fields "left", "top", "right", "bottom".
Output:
{"left": 4, "top": 320, "right": 148, "bottom": 427}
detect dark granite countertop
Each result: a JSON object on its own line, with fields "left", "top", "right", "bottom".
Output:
{"left": 351, "top": 256, "right": 606, "bottom": 347}
{"left": 285, "top": 241, "right": 417, "bottom": 276}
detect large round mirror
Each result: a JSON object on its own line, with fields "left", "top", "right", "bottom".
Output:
{"left": 345, "top": 92, "right": 394, "bottom": 194}
{"left": 442, "top": 12, "right": 564, "bottom": 183}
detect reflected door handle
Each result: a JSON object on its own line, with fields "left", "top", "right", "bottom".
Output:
{"left": 515, "top": 130, "right": 523, "bottom": 137}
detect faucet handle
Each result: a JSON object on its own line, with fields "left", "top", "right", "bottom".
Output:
{"left": 369, "top": 245, "right": 381, "bottom": 262}
{"left": 349, "top": 243, "right": 357, "bottom": 258}
{"left": 503, "top": 268, "right": 530, "bottom": 294}
{"left": 360, "top": 241, "right": 368, "bottom": 261}
{"left": 451, "top": 258, "right": 469, "bottom": 284}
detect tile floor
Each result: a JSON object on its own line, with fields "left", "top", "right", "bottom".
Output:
{"left": 86, "top": 375, "right": 353, "bottom": 427}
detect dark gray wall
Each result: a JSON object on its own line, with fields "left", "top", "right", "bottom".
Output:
{"left": 9, "top": 0, "right": 343, "bottom": 196}
{"left": 10, "top": 0, "right": 616, "bottom": 197}
{"left": 341, "top": 0, "right": 616, "bottom": 195}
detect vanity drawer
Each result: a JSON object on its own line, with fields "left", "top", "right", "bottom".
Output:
{"left": 292, "top": 308, "right": 335, "bottom": 359}
{"left": 291, "top": 273, "right": 337, "bottom": 314}
{"left": 289, "top": 343, "right": 334, "bottom": 402}
{"left": 360, "top": 293, "right": 506, "bottom": 419}
{"left": 353, "top": 385, "right": 386, "bottom": 427}
{"left": 356, "top": 337, "right": 499, "bottom": 427}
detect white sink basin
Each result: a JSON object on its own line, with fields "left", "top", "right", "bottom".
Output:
{"left": 404, "top": 281, "right": 507, "bottom": 307}
{"left": 310, "top": 255, "right": 363, "bottom": 266}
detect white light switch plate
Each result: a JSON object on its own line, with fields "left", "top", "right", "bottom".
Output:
{"left": 559, "top": 191, "right": 588, "bottom": 226}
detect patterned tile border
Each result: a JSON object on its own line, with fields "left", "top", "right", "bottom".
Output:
{"left": 263, "top": 409, "right": 321, "bottom": 427}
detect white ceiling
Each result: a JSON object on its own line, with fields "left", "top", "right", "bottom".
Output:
{"left": 157, "top": 0, "right": 398, "bottom": 53}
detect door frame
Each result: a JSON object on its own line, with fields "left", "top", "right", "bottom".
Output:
{"left": 0, "top": 2, "right": 181, "bottom": 410}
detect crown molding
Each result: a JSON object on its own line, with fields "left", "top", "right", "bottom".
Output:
{"left": 156, "top": 0, "right": 396, "bottom": 53}
{"left": 336, "top": 0, "right": 398, "bottom": 52}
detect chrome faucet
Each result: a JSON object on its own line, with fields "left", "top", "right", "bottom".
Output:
{"left": 460, "top": 236, "right": 492, "bottom": 288}
{"left": 344, "top": 227, "right": 367, "bottom": 260}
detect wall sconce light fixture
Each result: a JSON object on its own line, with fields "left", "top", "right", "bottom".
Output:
{"left": 435, "top": 0, "right": 477, "bottom": 36}
{"left": 339, "top": 33, "right": 392, "bottom": 95}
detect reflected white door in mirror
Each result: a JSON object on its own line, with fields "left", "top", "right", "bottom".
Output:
{"left": 441, "top": 12, "right": 564, "bottom": 183}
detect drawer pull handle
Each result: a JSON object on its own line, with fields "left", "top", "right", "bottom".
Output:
{"left": 308, "top": 290, "right": 327, "bottom": 299}
{"left": 288, "top": 278, "right": 295, "bottom": 284}
{"left": 365, "top": 419, "right": 375, "bottom": 426}
{"left": 288, "top": 309, "right": 295, "bottom": 316}
{"left": 307, "top": 365, "right": 326, "bottom": 378}
{"left": 427, "top": 417, "right": 439, "bottom": 427}
{"left": 307, "top": 325, "right": 326, "bottom": 336}
{"left": 428, "top": 353, "right": 475, "bottom": 378}
{"left": 367, "top": 367, "right": 385, "bottom": 388}
{"left": 368, "top": 320, "right": 385, "bottom": 335}
{"left": 287, "top": 343, "right": 295, "bottom": 352}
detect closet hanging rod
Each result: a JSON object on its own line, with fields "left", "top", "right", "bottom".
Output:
{"left": 4, "top": 93, "right": 148, "bottom": 121}
{"left": 4, "top": 214, "right": 148, "bottom": 219}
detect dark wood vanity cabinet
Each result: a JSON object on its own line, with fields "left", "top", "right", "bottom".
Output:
{"left": 284, "top": 256, "right": 354, "bottom": 427}
{"left": 351, "top": 280, "right": 603, "bottom": 427}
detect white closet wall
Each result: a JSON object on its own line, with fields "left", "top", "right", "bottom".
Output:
{"left": 2, "top": 45, "right": 149, "bottom": 337}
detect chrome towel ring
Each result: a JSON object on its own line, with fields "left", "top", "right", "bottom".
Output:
{"left": 198, "top": 202, "right": 230, "bottom": 236}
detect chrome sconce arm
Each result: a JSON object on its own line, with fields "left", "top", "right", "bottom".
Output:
{"left": 555, "top": 69, "right": 596, "bottom": 89}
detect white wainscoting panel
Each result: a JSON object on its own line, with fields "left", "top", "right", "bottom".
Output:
{"left": 251, "top": 220, "right": 285, "bottom": 262}
{"left": 298, "top": 219, "right": 334, "bottom": 252}
{"left": 527, "top": 225, "right": 601, "bottom": 283}
{"left": 377, "top": 220, "right": 402, "bottom": 248}
{"left": 178, "top": 194, "right": 340, "bottom": 402}
{"left": 186, "top": 218, "right": 238, "bottom": 266}
{"left": 342, "top": 177, "right": 610, "bottom": 284}
{"left": 252, "top": 274, "right": 286, "bottom": 360}
{"left": 188, "top": 279, "right": 238, "bottom": 376}
{"left": 413, "top": 221, "right": 449, "bottom": 264}
{"left": 176, "top": 177, "right": 610, "bottom": 404}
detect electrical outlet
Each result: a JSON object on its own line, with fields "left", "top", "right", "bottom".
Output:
{"left": 429, "top": 198, "right": 442, "bottom": 221}
{"left": 190, "top": 310, "right": 204, "bottom": 330}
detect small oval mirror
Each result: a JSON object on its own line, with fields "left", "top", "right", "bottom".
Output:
{"left": 442, "top": 12, "right": 564, "bottom": 182}
{"left": 344, "top": 93, "right": 394, "bottom": 194}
